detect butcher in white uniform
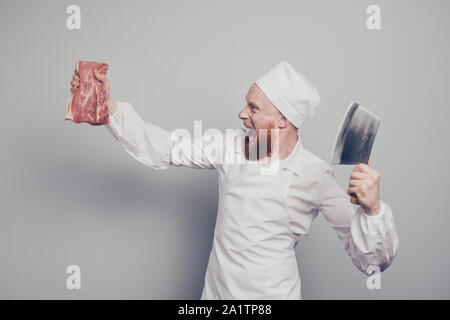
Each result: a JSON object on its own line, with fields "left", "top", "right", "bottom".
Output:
{"left": 71, "top": 61, "right": 399, "bottom": 299}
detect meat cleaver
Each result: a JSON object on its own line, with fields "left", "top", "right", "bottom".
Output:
{"left": 330, "top": 102, "right": 381, "bottom": 205}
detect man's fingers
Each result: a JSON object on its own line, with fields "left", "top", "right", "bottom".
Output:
{"left": 354, "top": 163, "right": 372, "bottom": 173}
{"left": 350, "top": 172, "right": 370, "bottom": 180}
{"left": 349, "top": 179, "right": 363, "bottom": 187}
{"left": 71, "top": 80, "right": 79, "bottom": 87}
{"left": 347, "top": 187, "right": 355, "bottom": 195}
{"left": 347, "top": 186, "right": 363, "bottom": 196}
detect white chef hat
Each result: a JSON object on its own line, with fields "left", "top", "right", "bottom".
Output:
{"left": 255, "top": 61, "right": 321, "bottom": 128}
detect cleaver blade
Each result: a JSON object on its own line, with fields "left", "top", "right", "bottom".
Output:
{"left": 330, "top": 102, "right": 381, "bottom": 165}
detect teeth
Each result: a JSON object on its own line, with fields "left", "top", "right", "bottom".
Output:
{"left": 244, "top": 128, "right": 257, "bottom": 144}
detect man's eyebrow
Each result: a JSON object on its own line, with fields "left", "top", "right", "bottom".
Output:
{"left": 247, "top": 100, "right": 260, "bottom": 109}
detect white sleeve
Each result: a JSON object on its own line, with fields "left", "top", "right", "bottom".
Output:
{"left": 317, "top": 166, "right": 399, "bottom": 276}
{"left": 106, "top": 101, "right": 218, "bottom": 170}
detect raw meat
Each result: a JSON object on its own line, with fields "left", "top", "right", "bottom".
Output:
{"left": 65, "top": 61, "right": 109, "bottom": 125}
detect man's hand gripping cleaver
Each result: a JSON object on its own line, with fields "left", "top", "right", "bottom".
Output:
{"left": 330, "top": 102, "right": 381, "bottom": 205}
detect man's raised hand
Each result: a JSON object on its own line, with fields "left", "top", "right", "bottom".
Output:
{"left": 69, "top": 70, "right": 117, "bottom": 118}
{"left": 347, "top": 162, "right": 382, "bottom": 216}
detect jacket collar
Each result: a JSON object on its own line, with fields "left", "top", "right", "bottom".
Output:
{"left": 280, "top": 136, "right": 303, "bottom": 176}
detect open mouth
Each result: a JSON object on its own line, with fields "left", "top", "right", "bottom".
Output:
{"left": 243, "top": 126, "right": 257, "bottom": 145}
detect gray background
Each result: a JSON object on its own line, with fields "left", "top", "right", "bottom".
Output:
{"left": 1, "top": 0, "right": 449, "bottom": 299}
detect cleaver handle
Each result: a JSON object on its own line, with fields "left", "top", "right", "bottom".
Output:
{"left": 350, "top": 193, "right": 360, "bottom": 205}
{"left": 350, "top": 161, "right": 372, "bottom": 205}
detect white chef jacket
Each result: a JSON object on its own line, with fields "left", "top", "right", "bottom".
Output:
{"left": 106, "top": 102, "right": 399, "bottom": 300}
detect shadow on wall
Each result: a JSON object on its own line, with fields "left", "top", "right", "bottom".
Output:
{"left": 4, "top": 146, "right": 219, "bottom": 298}
{"left": 12, "top": 151, "right": 219, "bottom": 219}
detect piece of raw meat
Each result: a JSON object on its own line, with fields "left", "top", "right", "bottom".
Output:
{"left": 65, "top": 61, "right": 109, "bottom": 125}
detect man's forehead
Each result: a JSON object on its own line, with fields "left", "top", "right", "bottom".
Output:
{"left": 245, "top": 83, "right": 265, "bottom": 105}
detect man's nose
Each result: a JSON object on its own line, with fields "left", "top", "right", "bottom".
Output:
{"left": 238, "top": 107, "right": 250, "bottom": 120}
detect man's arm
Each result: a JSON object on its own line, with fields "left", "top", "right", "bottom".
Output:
{"left": 317, "top": 165, "right": 399, "bottom": 275}
{"left": 106, "top": 101, "right": 173, "bottom": 169}
{"left": 70, "top": 71, "right": 219, "bottom": 170}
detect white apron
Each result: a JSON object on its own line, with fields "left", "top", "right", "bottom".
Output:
{"left": 107, "top": 103, "right": 399, "bottom": 299}
{"left": 201, "top": 160, "right": 302, "bottom": 299}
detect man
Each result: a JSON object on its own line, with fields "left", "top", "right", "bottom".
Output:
{"left": 70, "top": 61, "right": 399, "bottom": 299}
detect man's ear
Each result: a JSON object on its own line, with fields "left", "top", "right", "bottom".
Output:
{"left": 277, "top": 116, "right": 291, "bottom": 129}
